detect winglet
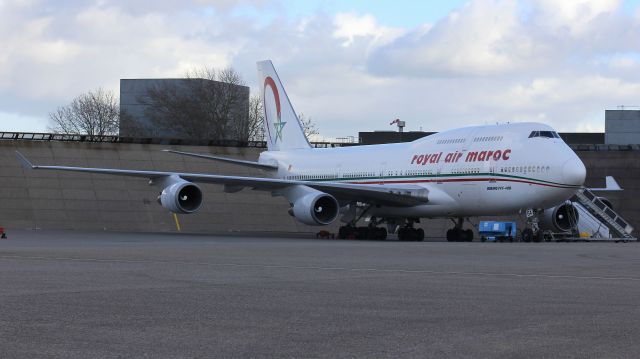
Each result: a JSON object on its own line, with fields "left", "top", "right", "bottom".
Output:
{"left": 15, "top": 151, "right": 35, "bottom": 170}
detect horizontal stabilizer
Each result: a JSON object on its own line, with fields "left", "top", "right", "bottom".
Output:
{"left": 605, "top": 176, "right": 622, "bottom": 190}
{"left": 15, "top": 151, "right": 35, "bottom": 170}
{"left": 589, "top": 176, "right": 623, "bottom": 191}
{"left": 163, "top": 149, "right": 278, "bottom": 170}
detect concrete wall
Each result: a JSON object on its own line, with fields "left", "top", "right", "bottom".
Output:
{"left": 579, "top": 150, "right": 640, "bottom": 228}
{"left": 0, "top": 141, "right": 637, "bottom": 237}
{"left": 0, "top": 141, "right": 320, "bottom": 234}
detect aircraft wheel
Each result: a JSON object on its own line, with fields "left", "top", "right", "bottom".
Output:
{"left": 416, "top": 228, "right": 425, "bottom": 242}
{"left": 398, "top": 228, "right": 406, "bottom": 241}
{"left": 533, "top": 231, "right": 543, "bottom": 243}
{"left": 365, "top": 227, "right": 376, "bottom": 240}
{"left": 377, "top": 227, "right": 388, "bottom": 241}
{"left": 464, "top": 229, "right": 473, "bottom": 242}
{"left": 446, "top": 229, "right": 454, "bottom": 242}
{"left": 522, "top": 228, "right": 533, "bottom": 242}
{"left": 454, "top": 229, "right": 463, "bottom": 242}
{"left": 357, "top": 227, "right": 369, "bottom": 240}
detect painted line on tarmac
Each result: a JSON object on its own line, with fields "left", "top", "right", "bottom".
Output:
{"left": 1, "top": 254, "right": 639, "bottom": 282}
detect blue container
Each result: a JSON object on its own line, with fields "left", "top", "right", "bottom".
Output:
{"left": 479, "top": 221, "right": 517, "bottom": 242}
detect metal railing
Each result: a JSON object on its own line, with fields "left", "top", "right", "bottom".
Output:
{"left": 0, "top": 131, "right": 355, "bottom": 148}
{"left": 1, "top": 131, "right": 638, "bottom": 150}
{"left": 573, "top": 188, "right": 635, "bottom": 240}
{"left": 570, "top": 144, "right": 640, "bottom": 151}
{"left": 0, "top": 132, "right": 119, "bottom": 142}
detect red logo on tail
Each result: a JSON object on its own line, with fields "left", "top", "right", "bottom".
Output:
{"left": 264, "top": 76, "right": 286, "bottom": 143}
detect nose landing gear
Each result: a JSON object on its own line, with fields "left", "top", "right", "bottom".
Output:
{"left": 521, "top": 208, "right": 544, "bottom": 242}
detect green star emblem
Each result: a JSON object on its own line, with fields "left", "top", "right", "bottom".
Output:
{"left": 274, "top": 116, "right": 286, "bottom": 143}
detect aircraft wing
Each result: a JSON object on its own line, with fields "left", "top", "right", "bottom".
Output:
{"left": 162, "top": 149, "right": 278, "bottom": 170}
{"left": 16, "top": 151, "right": 427, "bottom": 207}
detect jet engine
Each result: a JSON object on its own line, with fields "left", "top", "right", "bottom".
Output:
{"left": 157, "top": 180, "right": 203, "bottom": 214}
{"left": 540, "top": 203, "right": 579, "bottom": 233}
{"left": 290, "top": 191, "right": 339, "bottom": 226}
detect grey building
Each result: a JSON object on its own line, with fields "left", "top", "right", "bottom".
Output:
{"left": 605, "top": 109, "right": 640, "bottom": 145}
{"left": 120, "top": 78, "right": 250, "bottom": 140}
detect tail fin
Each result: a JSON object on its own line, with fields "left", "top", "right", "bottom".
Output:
{"left": 257, "top": 60, "right": 311, "bottom": 151}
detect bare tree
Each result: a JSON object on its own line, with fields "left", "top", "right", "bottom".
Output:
{"left": 298, "top": 113, "right": 319, "bottom": 139}
{"left": 247, "top": 94, "right": 265, "bottom": 141}
{"left": 49, "top": 88, "right": 119, "bottom": 138}
{"left": 142, "top": 66, "right": 250, "bottom": 141}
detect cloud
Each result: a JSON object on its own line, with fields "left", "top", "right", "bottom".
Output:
{"left": 0, "top": 0, "right": 245, "bottom": 117}
{"left": 367, "top": 0, "right": 640, "bottom": 78}
{"left": 332, "top": 12, "right": 403, "bottom": 48}
{"left": 532, "top": 0, "right": 621, "bottom": 37}
{"left": 368, "top": 0, "right": 543, "bottom": 77}
{"left": 1, "top": 0, "right": 640, "bottom": 138}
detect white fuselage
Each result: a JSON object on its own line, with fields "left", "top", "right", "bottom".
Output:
{"left": 259, "top": 122, "right": 586, "bottom": 219}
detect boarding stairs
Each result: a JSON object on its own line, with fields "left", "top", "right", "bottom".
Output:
{"left": 573, "top": 188, "right": 636, "bottom": 241}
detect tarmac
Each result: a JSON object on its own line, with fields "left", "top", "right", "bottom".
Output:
{"left": 1, "top": 229, "right": 639, "bottom": 358}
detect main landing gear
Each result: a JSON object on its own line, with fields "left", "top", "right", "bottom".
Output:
{"left": 446, "top": 218, "right": 474, "bottom": 242}
{"left": 338, "top": 205, "right": 388, "bottom": 240}
{"left": 338, "top": 220, "right": 425, "bottom": 241}
{"left": 338, "top": 224, "right": 388, "bottom": 240}
{"left": 397, "top": 218, "right": 425, "bottom": 242}
{"left": 337, "top": 204, "right": 424, "bottom": 241}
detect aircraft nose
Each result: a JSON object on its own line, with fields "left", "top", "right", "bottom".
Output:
{"left": 562, "top": 157, "right": 586, "bottom": 186}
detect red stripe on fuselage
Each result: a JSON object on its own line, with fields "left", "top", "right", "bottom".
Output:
{"left": 345, "top": 177, "right": 577, "bottom": 189}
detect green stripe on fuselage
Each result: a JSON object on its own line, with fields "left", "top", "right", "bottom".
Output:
{"left": 297, "top": 172, "right": 580, "bottom": 188}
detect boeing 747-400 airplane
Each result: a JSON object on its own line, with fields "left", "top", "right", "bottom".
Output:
{"left": 16, "top": 60, "right": 587, "bottom": 241}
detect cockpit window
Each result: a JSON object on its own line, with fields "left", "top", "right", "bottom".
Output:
{"left": 529, "top": 131, "right": 560, "bottom": 139}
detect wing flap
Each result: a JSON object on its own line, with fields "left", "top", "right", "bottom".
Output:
{"left": 163, "top": 149, "right": 278, "bottom": 170}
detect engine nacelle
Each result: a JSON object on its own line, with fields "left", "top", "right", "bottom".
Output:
{"left": 158, "top": 180, "right": 203, "bottom": 214}
{"left": 291, "top": 191, "right": 339, "bottom": 226}
{"left": 540, "top": 203, "right": 579, "bottom": 233}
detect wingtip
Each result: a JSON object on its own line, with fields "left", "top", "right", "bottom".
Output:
{"left": 15, "top": 151, "right": 35, "bottom": 169}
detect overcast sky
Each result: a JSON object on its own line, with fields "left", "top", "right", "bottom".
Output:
{"left": 1, "top": 0, "right": 640, "bottom": 138}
